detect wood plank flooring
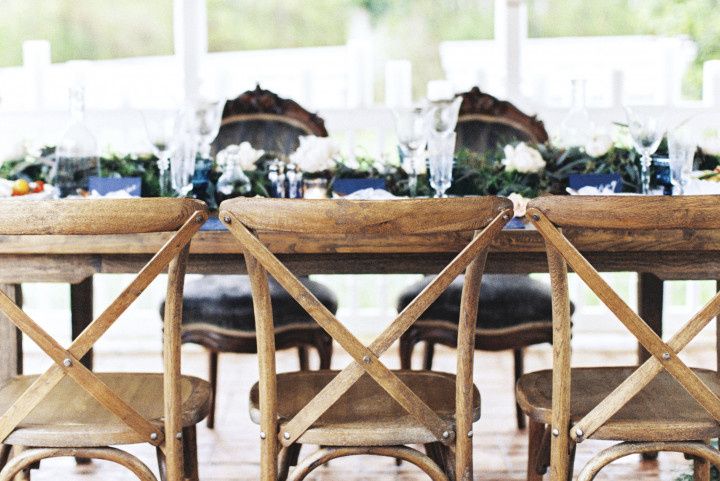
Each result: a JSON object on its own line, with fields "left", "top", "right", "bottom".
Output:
{"left": 18, "top": 342, "right": 712, "bottom": 481}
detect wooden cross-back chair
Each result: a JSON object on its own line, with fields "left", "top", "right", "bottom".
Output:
{"left": 398, "top": 87, "right": 559, "bottom": 431}
{"left": 518, "top": 196, "right": 720, "bottom": 481}
{"left": 0, "top": 199, "right": 211, "bottom": 481}
{"left": 218, "top": 196, "right": 514, "bottom": 481}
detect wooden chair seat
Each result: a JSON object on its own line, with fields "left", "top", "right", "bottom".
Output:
{"left": 0, "top": 373, "right": 211, "bottom": 447}
{"left": 249, "top": 370, "right": 481, "bottom": 446}
{"left": 516, "top": 366, "right": 720, "bottom": 442}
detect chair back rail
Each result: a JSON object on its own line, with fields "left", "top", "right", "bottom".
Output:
{"left": 0, "top": 199, "right": 207, "bottom": 481}
{"left": 0, "top": 198, "right": 204, "bottom": 235}
{"left": 529, "top": 195, "right": 720, "bottom": 230}
{"left": 220, "top": 197, "right": 511, "bottom": 235}
{"left": 527, "top": 195, "right": 720, "bottom": 480}
{"left": 219, "top": 196, "right": 513, "bottom": 481}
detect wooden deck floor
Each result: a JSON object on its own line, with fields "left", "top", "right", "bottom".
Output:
{"left": 20, "top": 341, "right": 712, "bottom": 481}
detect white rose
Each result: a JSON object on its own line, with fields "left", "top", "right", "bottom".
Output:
{"left": 216, "top": 142, "right": 264, "bottom": 171}
{"left": 700, "top": 136, "right": 720, "bottom": 156}
{"left": 507, "top": 193, "right": 529, "bottom": 217}
{"left": 289, "top": 135, "right": 340, "bottom": 173}
{"left": 584, "top": 133, "right": 614, "bottom": 158}
{"left": 502, "top": 142, "right": 546, "bottom": 173}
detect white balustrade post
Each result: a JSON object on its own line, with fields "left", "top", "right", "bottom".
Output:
{"left": 384, "top": 60, "right": 412, "bottom": 108}
{"left": 22, "top": 40, "right": 51, "bottom": 111}
{"left": 611, "top": 70, "right": 625, "bottom": 109}
{"left": 494, "top": 0, "right": 527, "bottom": 101}
{"left": 173, "top": 0, "right": 208, "bottom": 104}
{"left": 703, "top": 60, "right": 720, "bottom": 108}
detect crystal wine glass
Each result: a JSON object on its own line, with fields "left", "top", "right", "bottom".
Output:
{"left": 668, "top": 129, "right": 696, "bottom": 195}
{"left": 143, "top": 111, "right": 179, "bottom": 196}
{"left": 192, "top": 99, "right": 224, "bottom": 159}
{"left": 626, "top": 108, "right": 664, "bottom": 194}
{"left": 170, "top": 109, "right": 198, "bottom": 196}
{"left": 427, "top": 132, "right": 456, "bottom": 198}
{"left": 394, "top": 107, "right": 427, "bottom": 197}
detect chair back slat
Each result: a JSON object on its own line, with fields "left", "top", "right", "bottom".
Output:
{"left": 220, "top": 197, "right": 512, "bottom": 235}
{"left": 0, "top": 198, "right": 204, "bottom": 235}
{"left": 529, "top": 195, "right": 720, "bottom": 230}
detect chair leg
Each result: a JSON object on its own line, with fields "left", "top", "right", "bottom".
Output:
{"left": 278, "top": 444, "right": 302, "bottom": 481}
{"left": 527, "top": 419, "right": 547, "bottom": 481}
{"left": 298, "top": 346, "right": 310, "bottom": 371}
{"left": 317, "top": 337, "right": 333, "bottom": 370}
{"left": 0, "top": 446, "right": 10, "bottom": 472}
{"left": 156, "top": 446, "right": 167, "bottom": 481}
{"left": 182, "top": 426, "right": 200, "bottom": 481}
{"left": 514, "top": 348, "right": 527, "bottom": 430}
{"left": 207, "top": 350, "right": 218, "bottom": 429}
{"left": 423, "top": 342, "right": 435, "bottom": 371}
{"left": 399, "top": 333, "right": 416, "bottom": 370}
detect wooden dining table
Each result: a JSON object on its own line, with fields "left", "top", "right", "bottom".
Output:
{"left": 1, "top": 222, "right": 719, "bottom": 382}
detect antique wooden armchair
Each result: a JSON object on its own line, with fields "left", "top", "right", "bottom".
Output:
{"left": 398, "top": 87, "right": 560, "bottom": 430}
{"left": 518, "top": 196, "right": 720, "bottom": 481}
{"left": 0, "top": 199, "right": 211, "bottom": 481}
{"left": 163, "top": 86, "right": 336, "bottom": 430}
{"left": 219, "top": 196, "right": 513, "bottom": 481}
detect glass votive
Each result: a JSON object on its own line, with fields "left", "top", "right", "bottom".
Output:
{"left": 303, "top": 178, "right": 329, "bottom": 199}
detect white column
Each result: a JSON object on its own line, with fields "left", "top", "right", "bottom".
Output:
{"left": 22, "top": 40, "right": 51, "bottom": 110}
{"left": 384, "top": 60, "right": 412, "bottom": 108}
{"left": 173, "top": 0, "right": 208, "bottom": 103}
{"left": 494, "top": 0, "right": 527, "bottom": 101}
{"left": 703, "top": 60, "right": 720, "bottom": 108}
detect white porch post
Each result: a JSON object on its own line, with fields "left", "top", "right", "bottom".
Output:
{"left": 703, "top": 60, "right": 720, "bottom": 108}
{"left": 173, "top": 0, "right": 208, "bottom": 103}
{"left": 494, "top": 0, "right": 527, "bottom": 101}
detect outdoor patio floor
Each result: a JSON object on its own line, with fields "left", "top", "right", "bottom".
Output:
{"left": 21, "top": 340, "right": 710, "bottom": 481}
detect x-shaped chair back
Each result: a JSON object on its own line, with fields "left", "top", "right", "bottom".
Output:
{"left": 219, "top": 196, "right": 513, "bottom": 481}
{"left": 528, "top": 196, "right": 720, "bottom": 469}
{"left": 0, "top": 198, "right": 207, "bottom": 481}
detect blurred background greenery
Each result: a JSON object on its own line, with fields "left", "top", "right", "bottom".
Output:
{"left": 0, "top": 0, "right": 718, "bottom": 98}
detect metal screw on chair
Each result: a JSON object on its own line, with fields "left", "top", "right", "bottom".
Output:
{"left": 575, "top": 428, "right": 584, "bottom": 440}
{"left": 176, "top": 432, "right": 183, "bottom": 440}
{"left": 223, "top": 216, "right": 232, "bottom": 224}
{"left": 150, "top": 432, "right": 158, "bottom": 441}
{"left": 362, "top": 355, "right": 371, "bottom": 364}
{"left": 552, "top": 428, "right": 560, "bottom": 437}
{"left": 195, "top": 214, "right": 204, "bottom": 224}
{"left": 442, "top": 430, "right": 450, "bottom": 439}
{"left": 62, "top": 358, "right": 72, "bottom": 368}
{"left": 502, "top": 214, "right": 510, "bottom": 220}
{"left": 467, "top": 431, "right": 473, "bottom": 438}
{"left": 532, "top": 214, "right": 540, "bottom": 222}
{"left": 283, "top": 432, "right": 291, "bottom": 440}
{"left": 662, "top": 352, "right": 671, "bottom": 360}
{"left": 259, "top": 432, "right": 266, "bottom": 440}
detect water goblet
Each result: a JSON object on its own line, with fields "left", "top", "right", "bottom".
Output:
{"left": 668, "top": 130, "right": 696, "bottom": 195}
{"left": 143, "top": 111, "right": 179, "bottom": 196}
{"left": 394, "top": 107, "right": 427, "bottom": 197}
{"left": 427, "top": 132, "right": 456, "bottom": 198}
{"left": 626, "top": 108, "right": 665, "bottom": 194}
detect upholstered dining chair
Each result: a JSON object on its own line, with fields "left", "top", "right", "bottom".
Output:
{"left": 518, "top": 196, "right": 720, "bottom": 481}
{"left": 398, "top": 87, "right": 562, "bottom": 430}
{"left": 0, "top": 199, "right": 211, "bottom": 481}
{"left": 219, "top": 196, "right": 513, "bottom": 481}
{"left": 163, "top": 85, "right": 336, "bottom": 430}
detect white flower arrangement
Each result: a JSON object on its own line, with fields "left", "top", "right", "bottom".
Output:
{"left": 584, "top": 133, "right": 614, "bottom": 158}
{"left": 289, "top": 135, "right": 340, "bottom": 173}
{"left": 501, "top": 142, "right": 546, "bottom": 173}
{"left": 216, "top": 142, "right": 264, "bottom": 171}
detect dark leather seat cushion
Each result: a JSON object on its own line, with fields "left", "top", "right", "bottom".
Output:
{"left": 164, "top": 275, "right": 338, "bottom": 332}
{"left": 397, "top": 274, "right": 573, "bottom": 330}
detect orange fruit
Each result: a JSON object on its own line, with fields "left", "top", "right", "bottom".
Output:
{"left": 11, "top": 179, "right": 30, "bottom": 196}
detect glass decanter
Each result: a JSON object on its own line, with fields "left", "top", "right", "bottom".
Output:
{"left": 559, "top": 79, "right": 593, "bottom": 147}
{"left": 53, "top": 86, "right": 99, "bottom": 197}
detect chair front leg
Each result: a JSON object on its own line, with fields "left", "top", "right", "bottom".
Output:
{"left": 527, "top": 419, "right": 547, "bottom": 481}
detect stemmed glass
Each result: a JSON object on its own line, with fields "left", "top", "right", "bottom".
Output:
{"left": 193, "top": 99, "right": 224, "bottom": 159}
{"left": 427, "top": 132, "right": 456, "bottom": 198}
{"left": 394, "top": 107, "right": 427, "bottom": 197}
{"left": 626, "top": 108, "right": 665, "bottom": 194}
{"left": 143, "top": 111, "right": 179, "bottom": 196}
{"left": 668, "top": 130, "right": 697, "bottom": 195}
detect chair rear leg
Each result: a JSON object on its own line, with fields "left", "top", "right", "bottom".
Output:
{"left": 156, "top": 446, "right": 167, "bottom": 481}
{"left": 316, "top": 336, "right": 333, "bottom": 370}
{"left": 207, "top": 350, "right": 218, "bottom": 429}
{"left": 399, "top": 333, "right": 417, "bottom": 370}
{"left": 298, "top": 346, "right": 309, "bottom": 371}
{"left": 423, "top": 342, "right": 435, "bottom": 371}
{"left": 182, "top": 426, "right": 200, "bottom": 481}
{"left": 514, "top": 348, "right": 527, "bottom": 430}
